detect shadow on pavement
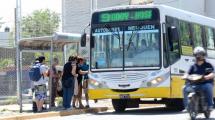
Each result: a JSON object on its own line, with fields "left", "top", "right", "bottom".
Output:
{"left": 94, "top": 107, "right": 215, "bottom": 120}
{"left": 94, "top": 106, "right": 188, "bottom": 116}
{"left": 196, "top": 118, "right": 215, "bottom": 120}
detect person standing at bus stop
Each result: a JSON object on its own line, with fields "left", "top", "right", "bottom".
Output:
{"left": 49, "top": 58, "right": 60, "bottom": 107}
{"left": 33, "top": 56, "right": 49, "bottom": 112}
{"left": 62, "top": 56, "right": 78, "bottom": 110}
{"left": 77, "top": 57, "right": 90, "bottom": 108}
{"left": 81, "top": 58, "right": 90, "bottom": 108}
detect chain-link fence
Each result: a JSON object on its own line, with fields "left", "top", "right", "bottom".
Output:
{"left": 0, "top": 48, "right": 16, "bottom": 97}
{"left": 0, "top": 41, "right": 89, "bottom": 112}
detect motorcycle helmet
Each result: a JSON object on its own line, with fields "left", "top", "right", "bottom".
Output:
{"left": 193, "top": 46, "right": 206, "bottom": 60}
{"left": 193, "top": 46, "right": 206, "bottom": 56}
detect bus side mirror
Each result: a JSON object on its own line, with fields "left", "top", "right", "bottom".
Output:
{"left": 81, "top": 33, "right": 86, "bottom": 47}
{"left": 168, "top": 26, "right": 179, "bottom": 42}
{"left": 168, "top": 26, "right": 179, "bottom": 51}
{"left": 90, "top": 36, "right": 95, "bottom": 48}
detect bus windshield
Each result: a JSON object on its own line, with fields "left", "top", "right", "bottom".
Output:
{"left": 91, "top": 24, "right": 160, "bottom": 70}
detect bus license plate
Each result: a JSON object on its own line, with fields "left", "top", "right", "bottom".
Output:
{"left": 119, "top": 94, "right": 130, "bottom": 99}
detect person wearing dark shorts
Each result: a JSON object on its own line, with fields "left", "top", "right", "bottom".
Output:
{"left": 75, "top": 58, "right": 84, "bottom": 108}
{"left": 78, "top": 58, "right": 90, "bottom": 108}
{"left": 81, "top": 59, "right": 90, "bottom": 108}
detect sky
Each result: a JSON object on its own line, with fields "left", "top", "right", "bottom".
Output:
{"left": 0, "top": 0, "right": 61, "bottom": 31}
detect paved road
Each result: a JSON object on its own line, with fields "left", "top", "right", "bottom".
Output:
{"left": 34, "top": 106, "right": 215, "bottom": 120}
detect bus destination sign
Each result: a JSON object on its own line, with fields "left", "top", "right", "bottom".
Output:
{"left": 92, "top": 8, "right": 159, "bottom": 24}
{"left": 100, "top": 10, "right": 152, "bottom": 23}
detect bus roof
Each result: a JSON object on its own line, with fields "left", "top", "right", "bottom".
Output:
{"left": 93, "top": 4, "right": 215, "bottom": 28}
{"left": 19, "top": 32, "right": 81, "bottom": 51}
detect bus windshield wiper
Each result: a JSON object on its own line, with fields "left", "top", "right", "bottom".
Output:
{"left": 127, "top": 30, "right": 138, "bottom": 51}
{"left": 104, "top": 24, "right": 121, "bottom": 45}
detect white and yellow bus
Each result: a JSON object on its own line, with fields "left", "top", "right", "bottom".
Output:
{"left": 81, "top": 4, "right": 215, "bottom": 112}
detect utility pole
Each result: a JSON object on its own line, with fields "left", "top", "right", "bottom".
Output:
{"left": 90, "top": 0, "right": 97, "bottom": 15}
{"left": 15, "top": 0, "right": 22, "bottom": 113}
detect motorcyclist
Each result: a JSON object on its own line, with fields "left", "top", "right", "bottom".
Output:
{"left": 183, "top": 46, "right": 215, "bottom": 111}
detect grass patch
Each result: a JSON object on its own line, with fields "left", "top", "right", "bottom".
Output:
{"left": 4, "top": 96, "right": 17, "bottom": 105}
{"left": 55, "top": 97, "right": 63, "bottom": 107}
{"left": 0, "top": 108, "right": 9, "bottom": 112}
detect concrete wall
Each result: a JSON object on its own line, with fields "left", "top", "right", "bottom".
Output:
{"left": 62, "top": 0, "right": 91, "bottom": 33}
{"left": 62, "top": 0, "right": 129, "bottom": 33}
{"left": 205, "top": 0, "right": 215, "bottom": 18}
{"left": 154, "top": 0, "right": 205, "bottom": 15}
{"left": 62, "top": 0, "right": 215, "bottom": 33}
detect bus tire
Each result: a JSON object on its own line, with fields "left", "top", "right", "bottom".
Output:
{"left": 165, "top": 99, "right": 184, "bottom": 111}
{"left": 112, "top": 99, "right": 126, "bottom": 112}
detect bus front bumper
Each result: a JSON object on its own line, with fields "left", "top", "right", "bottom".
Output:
{"left": 88, "top": 87, "right": 171, "bottom": 100}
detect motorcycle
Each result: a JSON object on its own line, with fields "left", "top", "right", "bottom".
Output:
{"left": 183, "top": 74, "right": 211, "bottom": 120}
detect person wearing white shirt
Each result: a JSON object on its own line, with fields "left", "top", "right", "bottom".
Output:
{"left": 33, "top": 56, "right": 48, "bottom": 112}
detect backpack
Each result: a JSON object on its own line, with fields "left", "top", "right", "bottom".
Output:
{"left": 29, "top": 64, "right": 42, "bottom": 82}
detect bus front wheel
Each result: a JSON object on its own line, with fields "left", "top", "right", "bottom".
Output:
{"left": 165, "top": 99, "right": 184, "bottom": 111}
{"left": 112, "top": 99, "right": 126, "bottom": 112}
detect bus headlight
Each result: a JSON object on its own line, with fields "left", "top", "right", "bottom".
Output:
{"left": 89, "top": 79, "right": 107, "bottom": 88}
{"left": 146, "top": 77, "right": 164, "bottom": 87}
{"left": 89, "top": 79, "right": 101, "bottom": 86}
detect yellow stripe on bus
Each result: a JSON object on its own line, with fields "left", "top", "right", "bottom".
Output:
{"left": 88, "top": 87, "right": 170, "bottom": 100}
{"left": 171, "top": 76, "right": 185, "bottom": 98}
{"left": 89, "top": 75, "right": 215, "bottom": 100}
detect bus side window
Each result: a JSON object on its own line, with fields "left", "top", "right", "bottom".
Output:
{"left": 179, "top": 20, "right": 193, "bottom": 55}
{"left": 192, "top": 24, "right": 203, "bottom": 47}
{"left": 205, "top": 27, "right": 215, "bottom": 58}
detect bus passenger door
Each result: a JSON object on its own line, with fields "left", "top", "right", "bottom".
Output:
{"left": 165, "top": 16, "right": 182, "bottom": 99}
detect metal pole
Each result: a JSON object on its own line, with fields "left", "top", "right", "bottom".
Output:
{"left": 49, "top": 36, "right": 54, "bottom": 108}
{"left": 95, "top": 0, "right": 97, "bottom": 10}
{"left": 16, "top": 0, "right": 22, "bottom": 113}
{"left": 90, "top": 0, "right": 97, "bottom": 14}
{"left": 90, "top": 0, "right": 93, "bottom": 15}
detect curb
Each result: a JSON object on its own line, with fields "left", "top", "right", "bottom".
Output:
{"left": 0, "top": 107, "right": 109, "bottom": 120}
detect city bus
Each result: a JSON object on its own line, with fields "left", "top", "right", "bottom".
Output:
{"left": 81, "top": 4, "right": 215, "bottom": 112}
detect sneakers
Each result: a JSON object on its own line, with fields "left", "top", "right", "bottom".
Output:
{"left": 66, "top": 107, "right": 72, "bottom": 111}
{"left": 79, "top": 104, "right": 84, "bottom": 109}
{"left": 208, "top": 106, "right": 213, "bottom": 111}
{"left": 85, "top": 105, "right": 90, "bottom": 108}
{"left": 63, "top": 107, "right": 72, "bottom": 111}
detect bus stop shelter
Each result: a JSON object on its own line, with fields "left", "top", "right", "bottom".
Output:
{"left": 18, "top": 32, "right": 81, "bottom": 112}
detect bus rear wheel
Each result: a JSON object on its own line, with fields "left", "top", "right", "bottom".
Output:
{"left": 112, "top": 99, "right": 126, "bottom": 112}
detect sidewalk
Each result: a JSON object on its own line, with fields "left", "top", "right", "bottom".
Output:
{"left": 0, "top": 99, "right": 112, "bottom": 120}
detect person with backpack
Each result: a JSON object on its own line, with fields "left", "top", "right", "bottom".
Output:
{"left": 62, "top": 56, "right": 78, "bottom": 110}
{"left": 31, "top": 56, "right": 48, "bottom": 112}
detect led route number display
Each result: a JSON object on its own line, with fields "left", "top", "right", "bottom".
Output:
{"left": 99, "top": 10, "right": 153, "bottom": 23}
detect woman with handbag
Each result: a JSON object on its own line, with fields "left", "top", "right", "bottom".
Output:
{"left": 62, "top": 56, "right": 78, "bottom": 110}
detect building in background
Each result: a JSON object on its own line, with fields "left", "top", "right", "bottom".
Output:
{"left": 131, "top": 0, "right": 215, "bottom": 18}
{"left": 62, "top": 0, "right": 129, "bottom": 33}
{"left": 0, "top": 32, "right": 13, "bottom": 48}
{"left": 62, "top": 0, "right": 215, "bottom": 33}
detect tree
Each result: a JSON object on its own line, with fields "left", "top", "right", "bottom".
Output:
{"left": 21, "top": 9, "right": 60, "bottom": 65}
{"left": 21, "top": 9, "right": 60, "bottom": 38}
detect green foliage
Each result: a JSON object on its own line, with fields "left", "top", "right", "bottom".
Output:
{"left": 21, "top": 9, "right": 60, "bottom": 38}
{"left": 4, "top": 96, "right": 17, "bottom": 105}
{"left": 0, "top": 59, "right": 13, "bottom": 69}
{"left": 34, "top": 52, "right": 64, "bottom": 65}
